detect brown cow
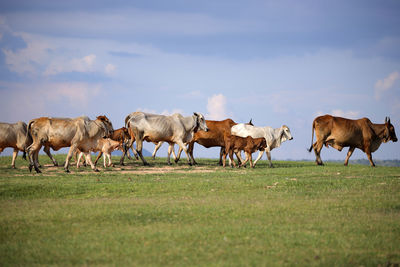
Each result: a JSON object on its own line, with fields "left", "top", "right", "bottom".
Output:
{"left": 308, "top": 115, "right": 397, "bottom": 166}
{"left": 223, "top": 134, "right": 267, "bottom": 168}
{"left": 182, "top": 119, "right": 253, "bottom": 165}
{"left": 26, "top": 115, "right": 114, "bottom": 173}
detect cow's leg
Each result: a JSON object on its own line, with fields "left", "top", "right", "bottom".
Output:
{"left": 222, "top": 149, "right": 227, "bottom": 167}
{"left": 167, "top": 143, "right": 174, "bottom": 165}
{"left": 94, "top": 152, "right": 103, "bottom": 167}
{"left": 344, "top": 147, "right": 355, "bottom": 166}
{"left": 176, "top": 140, "right": 192, "bottom": 166}
{"left": 34, "top": 150, "right": 41, "bottom": 168}
{"left": 219, "top": 147, "right": 224, "bottom": 166}
{"left": 27, "top": 142, "right": 42, "bottom": 173}
{"left": 84, "top": 152, "right": 99, "bottom": 172}
{"left": 43, "top": 146, "right": 58, "bottom": 166}
{"left": 365, "top": 147, "right": 375, "bottom": 167}
{"left": 64, "top": 145, "right": 78, "bottom": 173}
{"left": 313, "top": 140, "right": 324, "bottom": 165}
{"left": 76, "top": 152, "right": 84, "bottom": 168}
{"left": 249, "top": 153, "right": 255, "bottom": 168}
{"left": 152, "top": 141, "right": 163, "bottom": 159}
{"left": 234, "top": 151, "right": 243, "bottom": 165}
{"left": 134, "top": 130, "right": 149, "bottom": 166}
{"left": 187, "top": 142, "right": 197, "bottom": 165}
{"left": 175, "top": 146, "right": 183, "bottom": 163}
{"left": 11, "top": 149, "right": 18, "bottom": 168}
{"left": 266, "top": 149, "right": 273, "bottom": 168}
{"left": 229, "top": 149, "right": 236, "bottom": 168}
{"left": 240, "top": 152, "right": 250, "bottom": 168}
{"left": 253, "top": 150, "right": 264, "bottom": 166}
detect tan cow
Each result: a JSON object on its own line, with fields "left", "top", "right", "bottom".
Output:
{"left": 77, "top": 138, "right": 122, "bottom": 168}
{"left": 26, "top": 115, "right": 114, "bottom": 173}
{"left": 223, "top": 134, "right": 267, "bottom": 168}
{"left": 0, "top": 122, "right": 31, "bottom": 168}
{"left": 308, "top": 115, "right": 397, "bottom": 166}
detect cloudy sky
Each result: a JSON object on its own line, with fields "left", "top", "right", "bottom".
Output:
{"left": 1, "top": 0, "right": 399, "bottom": 161}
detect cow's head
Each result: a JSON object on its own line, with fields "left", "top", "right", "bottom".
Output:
{"left": 97, "top": 115, "right": 114, "bottom": 138}
{"left": 280, "top": 125, "right": 294, "bottom": 142}
{"left": 384, "top": 117, "right": 397, "bottom": 143}
{"left": 194, "top": 112, "right": 209, "bottom": 132}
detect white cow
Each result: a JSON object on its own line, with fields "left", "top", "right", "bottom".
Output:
{"left": 26, "top": 116, "right": 114, "bottom": 173}
{"left": 125, "top": 112, "right": 208, "bottom": 165}
{"left": 231, "top": 124, "right": 293, "bottom": 167}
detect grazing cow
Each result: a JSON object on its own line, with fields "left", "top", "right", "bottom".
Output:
{"left": 0, "top": 122, "right": 30, "bottom": 168}
{"left": 26, "top": 116, "right": 114, "bottom": 173}
{"left": 125, "top": 112, "right": 208, "bottom": 165}
{"left": 223, "top": 134, "right": 267, "bottom": 168}
{"left": 231, "top": 124, "right": 293, "bottom": 167}
{"left": 308, "top": 115, "right": 397, "bottom": 166}
{"left": 77, "top": 138, "right": 122, "bottom": 168}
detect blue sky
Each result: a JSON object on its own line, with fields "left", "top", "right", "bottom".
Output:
{"left": 1, "top": 0, "right": 399, "bottom": 161}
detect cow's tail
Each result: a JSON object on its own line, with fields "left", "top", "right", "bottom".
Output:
{"left": 24, "top": 119, "right": 35, "bottom": 160}
{"left": 124, "top": 114, "right": 131, "bottom": 129}
{"left": 307, "top": 119, "right": 315, "bottom": 152}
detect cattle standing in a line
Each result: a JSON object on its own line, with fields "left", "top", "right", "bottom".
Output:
{"left": 125, "top": 112, "right": 208, "bottom": 165}
{"left": 77, "top": 138, "right": 122, "bottom": 168}
{"left": 223, "top": 134, "right": 267, "bottom": 168}
{"left": 26, "top": 116, "right": 114, "bottom": 173}
{"left": 308, "top": 115, "right": 397, "bottom": 166}
{"left": 231, "top": 124, "right": 293, "bottom": 167}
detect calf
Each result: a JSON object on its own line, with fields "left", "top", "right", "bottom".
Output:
{"left": 223, "top": 134, "right": 267, "bottom": 168}
{"left": 94, "top": 127, "right": 135, "bottom": 166}
{"left": 77, "top": 138, "right": 122, "bottom": 168}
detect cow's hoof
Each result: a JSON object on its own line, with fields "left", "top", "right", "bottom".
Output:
{"left": 94, "top": 169, "right": 100, "bottom": 172}
{"left": 120, "top": 162, "right": 125, "bottom": 166}
{"left": 12, "top": 165, "right": 16, "bottom": 169}
{"left": 29, "top": 165, "right": 33, "bottom": 172}
{"left": 65, "top": 169, "right": 70, "bottom": 173}
{"left": 35, "top": 168, "right": 42, "bottom": 174}
{"left": 54, "top": 163, "right": 59, "bottom": 167}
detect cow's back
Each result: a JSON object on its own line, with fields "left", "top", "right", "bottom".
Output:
{"left": 314, "top": 115, "right": 366, "bottom": 149}
{"left": 30, "top": 117, "right": 81, "bottom": 150}
{"left": 130, "top": 112, "right": 176, "bottom": 142}
{"left": 231, "top": 124, "right": 265, "bottom": 139}
{"left": 193, "top": 119, "right": 236, "bottom": 147}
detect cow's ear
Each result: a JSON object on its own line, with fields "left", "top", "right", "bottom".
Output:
{"left": 193, "top": 112, "right": 199, "bottom": 117}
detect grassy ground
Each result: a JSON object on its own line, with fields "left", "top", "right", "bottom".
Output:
{"left": 0, "top": 154, "right": 399, "bottom": 266}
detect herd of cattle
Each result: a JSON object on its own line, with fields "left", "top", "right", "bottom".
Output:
{"left": 0, "top": 111, "right": 397, "bottom": 173}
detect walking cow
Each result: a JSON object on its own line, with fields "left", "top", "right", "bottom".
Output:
{"left": 308, "top": 115, "right": 397, "bottom": 166}
{"left": 231, "top": 123, "right": 293, "bottom": 167}
{"left": 125, "top": 112, "right": 208, "bottom": 166}
{"left": 26, "top": 116, "right": 114, "bottom": 173}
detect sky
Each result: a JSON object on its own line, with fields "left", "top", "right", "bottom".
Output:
{"left": 0, "top": 0, "right": 399, "bottom": 162}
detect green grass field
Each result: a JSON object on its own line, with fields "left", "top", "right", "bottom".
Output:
{"left": 0, "top": 154, "right": 399, "bottom": 266}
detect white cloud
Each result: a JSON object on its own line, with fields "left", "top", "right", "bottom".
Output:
{"left": 374, "top": 71, "right": 399, "bottom": 100}
{"left": 0, "top": 81, "right": 103, "bottom": 122}
{"left": 207, "top": 94, "right": 227, "bottom": 120}
{"left": 105, "top": 63, "right": 116, "bottom": 75}
{"left": 44, "top": 54, "right": 97, "bottom": 76}
{"left": 2, "top": 32, "right": 52, "bottom": 74}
